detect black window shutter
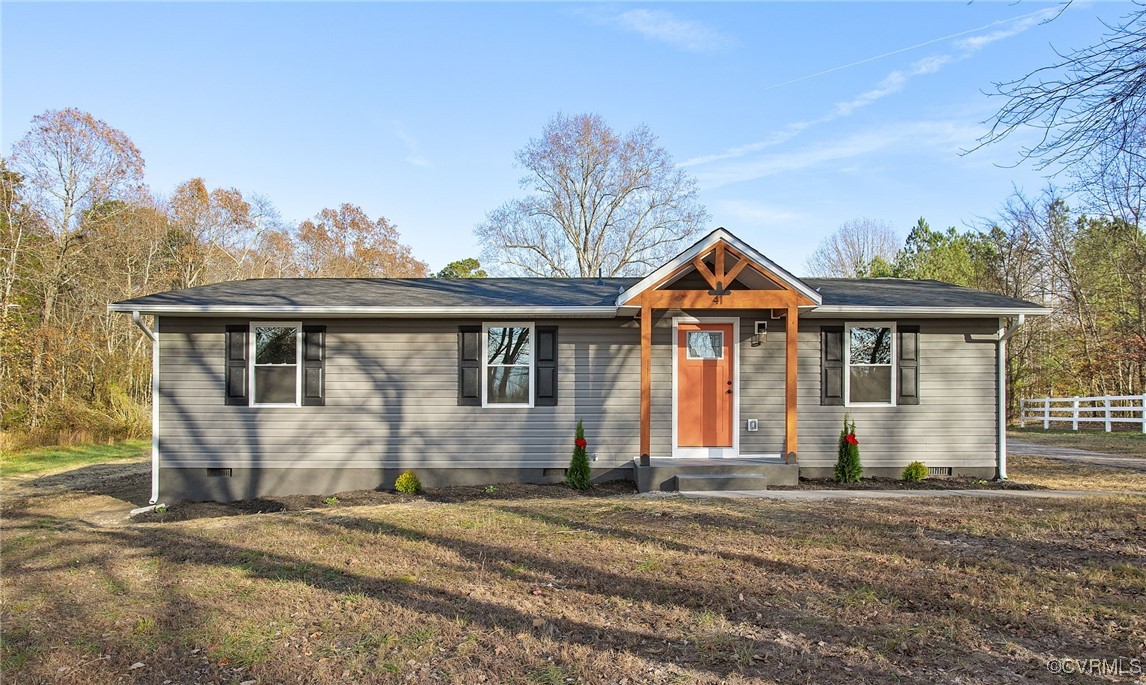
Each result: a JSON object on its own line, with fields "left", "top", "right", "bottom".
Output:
{"left": 302, "top": 325, "right": 326, "bottom": 406}
{"left": 897, "top": 325, "right": 920, "bottom": 405}
{"left": 225, "top": 325, "right": 249, "bottom": 406}
{"left": 821, "top": 326, "right": 844, "bottom": 406}
{"left": 535, "top": 326, "right": 558, "bottom": 406}
{"left": 458, "top": 326, "right": 481, "bottom": 406}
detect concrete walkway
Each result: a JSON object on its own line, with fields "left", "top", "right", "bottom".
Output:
{"left": 678, "top": 488, "right": 1146, "bottom": 500}
{"left": 1007, "top": 439, "right": 1146, "bottom": 471}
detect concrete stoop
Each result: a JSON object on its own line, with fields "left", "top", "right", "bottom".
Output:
{"left": 634, "top": 458, "right": 798, "bottom": 493}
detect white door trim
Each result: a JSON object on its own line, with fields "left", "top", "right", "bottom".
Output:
{"left": 671, "top": 316, "right": 740, "bottom": 458}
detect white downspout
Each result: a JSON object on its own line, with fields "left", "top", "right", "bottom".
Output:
{"left": 996, "top": 314, "right": 1025, "bottom": 480}
{"left": 129, "top": 311, "right": 164, "bottom": 512}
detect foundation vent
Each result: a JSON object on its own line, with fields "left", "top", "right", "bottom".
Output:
{"left": 927, "top": 466, "right": 952, "bottom": 477}
{"left": 206, "top": 468, "right": 233, "bottom": 478}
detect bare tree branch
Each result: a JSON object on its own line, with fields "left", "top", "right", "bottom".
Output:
{"left": 476, "top": 113, "right": 708, "bottom": 277}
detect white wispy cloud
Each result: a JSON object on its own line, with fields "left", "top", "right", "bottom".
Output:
{"left": 684, "top": 7, "right": 1056, "bottom": 179}
{"left": 713, "top": 199, "right": 805, "bottom": 225}
{"left": 694, "top": 121, "right": 983, "bottom": 189}
{"left": 580, "top": 8, "right": 729, "bottom": 53}
{"left": 394, "top": 128, "right": 431, "bottom": 169}
{"left": 955, "top": 8, "right": 1058, "bottom": 53}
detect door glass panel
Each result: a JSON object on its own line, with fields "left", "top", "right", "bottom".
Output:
{"left": 686, "top": 331, "right": 723, "bottom": 359}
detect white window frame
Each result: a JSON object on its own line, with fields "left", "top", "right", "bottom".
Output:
{"left": 844, "top": 321, "right": 897, "bottom": 407}
{"left": 685, "top": 329, "right": 725, "bottom": 360}
{"left": 249, "top": 321, "right": 302, "bottom": 407}
{"left": 481, "top": 322, "right": 535, "bottom": 408}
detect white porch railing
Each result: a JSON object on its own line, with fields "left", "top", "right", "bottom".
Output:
{"left": 1019, "top": 394, "right": 1146, "bottom": 433}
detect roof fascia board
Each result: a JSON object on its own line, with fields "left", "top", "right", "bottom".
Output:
{"left": 804, "top": 305, "right": 1053, "bottom": 317}
{"left": 107, "top": 304, "right": 621, "bottom": 318}
{"left": 616, "top": 228, "right": 822, "bottom": 306}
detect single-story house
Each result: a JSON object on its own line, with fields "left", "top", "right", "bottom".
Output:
{"left": 110, "top": 228, "right": 1050, "bottom": 503}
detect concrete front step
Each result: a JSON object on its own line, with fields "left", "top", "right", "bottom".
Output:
{"left": 676, "top": 474, "right": 770, "bottom": 492}
{"left": 634, "top": 460, "right": 798, "bottom": 492}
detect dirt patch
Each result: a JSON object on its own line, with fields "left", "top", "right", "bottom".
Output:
{"left": 777, "top": 476, "right": 1046, "bottom": 491}
{"left": 136, "top": 480, "right": 639, "bottom": 522}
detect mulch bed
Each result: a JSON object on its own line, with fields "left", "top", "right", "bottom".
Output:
{"left": 779, "top": 476, "right": 1046, "bottom": 491}
{"left": 135, "top": 480, "right": 638, "bottom": 522}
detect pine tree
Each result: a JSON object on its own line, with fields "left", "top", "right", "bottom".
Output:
{"left": 566, "top": 419, "right": 592, "bottom": 490}
{"left": 834, "top": 414, "right": 863, "bottom": 483}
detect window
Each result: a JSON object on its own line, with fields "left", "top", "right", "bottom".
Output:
{"left": 685, "top": 330, "right": 723, "bottom": 359}
{"left": 482, "top": 323, "right": 534, "bottom": 407}
{"left": 250, "top": 322, "right": 301, "bottom": 406}
{"left": 845, "top": 323, "right": 895, "bottom": 405}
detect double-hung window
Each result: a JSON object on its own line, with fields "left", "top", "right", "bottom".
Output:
{"left": 250, "top": 322, "right": 302, "bottom": 406}
{"left": 482, "top": 323, "right": 534, "bottom": 407}
{"left": 845, "top": 322, "right": 896, "bottom": 405}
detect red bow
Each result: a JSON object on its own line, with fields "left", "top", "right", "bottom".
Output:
{"left": 844, "top": 433, "right": 858, "bottom": 446}
{"left": 575, "top": 437, "right": 587, "bottom": 449}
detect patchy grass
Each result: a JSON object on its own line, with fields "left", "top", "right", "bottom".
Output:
{"left": 0, "top": 440, "right": 149, "bottom": 477}
{"left": 1010, "top": 427, "right": 1146, "bottom": 458}
{"left": 2, "top": 461, "right": 1145, "bottom": 683}
{"left": 1009, "top": 454, "right": 1146, "bottom": 491}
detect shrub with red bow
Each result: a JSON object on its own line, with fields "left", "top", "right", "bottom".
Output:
{"left": 566, "top": 419, "right": 592, "bottom": 490}
{"left": 835, "top": 414, "right": 863, "bottom": 483}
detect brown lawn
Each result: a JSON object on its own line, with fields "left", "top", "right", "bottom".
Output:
{"left": 1009, "top": 454, "right": 1146, "bottom": 492}
{"left": 2, "top": 459, "right": 1145, "bottom": 684}
{"left": 1009, "top": 428, "right": 1146, "bottom": 459}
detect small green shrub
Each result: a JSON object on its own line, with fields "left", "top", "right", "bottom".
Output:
{"left": 394, "top": 470, "right": 422, "bottom": 494}
{"left": 566, "top": 419, "right": 592, "bottom": 490}
{"left": 484, "top": 485, "right": 497, "bottom": 494}
{"left": 902, "top": 461, "right": 928, "bottom": 482}
{"left": 834, "top": 413, "right": 863, "bottom": 483}
{"left": 323, "top": 496, "right": 339, "bottom": 505}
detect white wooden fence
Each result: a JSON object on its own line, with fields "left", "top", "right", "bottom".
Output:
{"left": 1019, "top": 394, "right": 1146, "bottom": 433}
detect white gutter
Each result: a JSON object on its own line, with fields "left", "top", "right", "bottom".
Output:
{"left": 109, "top": 305, "right": 621, "bottom": 318}
{"left": 131, "top": 311, "right": 163, "bottom": 507}
{"left": 131, "top": 310, "right": 156, "bottom": 341}
{"left": 996, "top": 314, "right": 1026, "bottom": 480}
{"left": 805, "top": 306, "right": 1053, "bottom": 318}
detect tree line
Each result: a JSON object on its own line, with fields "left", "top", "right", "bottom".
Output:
{"left": 805, "top": 196, "right": 1145, "bottom": 405}
{"left": 0, "top": 109, "right": 430, "bottom": 445}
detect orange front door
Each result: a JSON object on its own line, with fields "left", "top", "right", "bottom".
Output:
{"left": 677, "top": 323, "right": 734, "bottom": 447}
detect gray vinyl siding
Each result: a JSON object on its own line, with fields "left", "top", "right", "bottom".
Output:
{"left": 795, "top": 318, "right": 999, "bottom": 469}
{"left": 156, "top": 315, "right": 998, "bottom": 472}
{"left": 157, "top": 317, "right": 648, "bottom": 470}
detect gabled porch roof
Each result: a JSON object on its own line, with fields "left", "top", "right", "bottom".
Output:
{"left": 616, "top": 228, "right": 823, "bottom": 309}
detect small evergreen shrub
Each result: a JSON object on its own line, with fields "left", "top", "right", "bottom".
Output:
{"left": 395, "top": 470, "right": 422, "bottom": 493}
{"left": 902, "top": 461, "right": 928, "bottom": 482}
{"left": 566, "top": 419, "right": 592, "bottom": 490}
{"left": 834, "top": 414, "right": 863, "bottom": 483}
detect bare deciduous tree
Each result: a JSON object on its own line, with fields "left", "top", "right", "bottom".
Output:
{"left": 974, "top": 5, "right": 1146, "bottom": 189}
{"left": 476, "top": 113, "right": 708, "bottom": 277}
{"left": 804, "top": 218, "right": 901, "bottom": 277}
{"left": 8, "top": 109, "right": 146, "bottom": 404}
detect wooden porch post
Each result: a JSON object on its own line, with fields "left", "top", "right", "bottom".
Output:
{"left": 785, "top": 303, "right": 798, "bottom": 463}
{"left": 640, "top": 302, "right": 652, "bottom": 457}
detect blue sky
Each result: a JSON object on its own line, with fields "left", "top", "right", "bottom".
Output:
{"left": 2, "top": 2, "right": 1130, "bottom": 274}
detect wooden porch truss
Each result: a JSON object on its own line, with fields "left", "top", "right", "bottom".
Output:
{"left": 634, "top": 241, "right": 815, "bottom": 464}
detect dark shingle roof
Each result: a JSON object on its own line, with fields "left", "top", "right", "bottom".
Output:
{"left": 804, "top": 278, "right": 1047, "bottom": 311}
{"left": 110, "top": 276, "right": 1048, "bottom": 313}
{"left": 111, "top": 278, "right": 640, "bottom": 310}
